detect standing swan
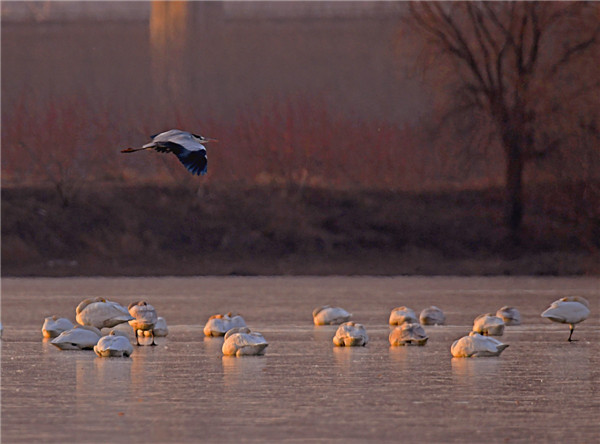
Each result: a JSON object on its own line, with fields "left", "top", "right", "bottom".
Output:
{"left": 541, "top": 297, "right": 590, "bottom": 342}
{"left": 128, "top": 301, "right": 158, "bottom": 346}
{"left": 76, "top": 298, "right": 133, "bottom": 329}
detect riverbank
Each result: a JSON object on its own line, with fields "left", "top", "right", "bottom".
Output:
{"left": 2, "top": 183, "right": 598, "bottom": 276}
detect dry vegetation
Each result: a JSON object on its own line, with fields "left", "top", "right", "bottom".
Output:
{"left": 2, "top": 78, "right": 598, "bottom": 277}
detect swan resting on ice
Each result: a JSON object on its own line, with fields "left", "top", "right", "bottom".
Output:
{"left": 419, "top": 306, "right": 446, "bottom": 325}
{"left": 76, "top": 298, "right": 133, "bottom": 329}
{"left": 222, "top": 327, "right": 268, "bottom": 356}
{"left": 42, "top": 316, "right": 74, "bottom": 338}
{"left": 472, "top": 313, "right": 505, "bottom": 336}
{"left": 312, "top": 306, "right": 352, "bottom": 326}
{"left": 204, "top": 313, "right": 247, "bottom": 336}
{"left": 50, "top": 325, "right": 102, "bottom": 350}
{"left": 496, "top": 306, "right": 521, "bottom": 326}
{"left": 389, "top": 306, "right": 418, "bottom": 326}
{"left": 389, "top": 322, "right": 428, "bottom": 346}
{"left": 94, "top": 331, "right": 134, "bottom": 357}
{"left": 333, "top": 321, "right": 369, "bottom": 347}
{"left": 451, "top": 332, "right": 509, "bottom": 358}
{"left": 152, "top": 317, "right": 169, "bottom": 337}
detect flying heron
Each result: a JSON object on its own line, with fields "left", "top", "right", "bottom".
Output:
{"left": 121, "top": 129, "right": 217, "bottom": 176}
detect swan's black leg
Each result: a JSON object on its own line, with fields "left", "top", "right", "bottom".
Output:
{"left": 567, "top": 325, "right": 575, "bottom": 342}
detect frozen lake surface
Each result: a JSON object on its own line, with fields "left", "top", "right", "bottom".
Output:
{"left": 1, "top": 276, "right": 598, "bottom": 443}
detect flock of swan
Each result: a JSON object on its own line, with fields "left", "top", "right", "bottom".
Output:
{"left": 42, "top": 297, "right": 168, "bottom": 357}
{"left": 31, "top": 294, "right": 591, "bottom": 359}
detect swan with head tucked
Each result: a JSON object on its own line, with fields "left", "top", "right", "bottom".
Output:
{"left": 419, "top": 306, "right": 446, "bottom": 325}
{"left": 389, "top": 322, "right": 429, "bottom": 346}
{"left": 222, "top": 327, "right": 268, "bottom": 356}
{"left": 76, "top": 298, "right": 133, "bottom": 329}
{"left": 333, "top": 321, "right": 369, "bottom": 347}
{"left": 312, "top": 306, "right": 352, "bottom": 326}
{"left": 152, "top": 317, "right": 169, "bottom": 337}
{"left": 204, "top": 313, "right": 247, "bottom": 336}
{"left": 472, "top": 313, "right": 505, "bottom": 336}
{"left": 496, "top": 306, "right": 521, "bottom": 326}
{"left": 50, "top": 325, "right": 102, "bottom": 350}
{"left": 389, "top": 306, "right": 418, "bottom": 326}
{"left": 42, "top": 316, "right": 74, "bottom": 338}
{"left": 451, "top": 332, "right": 509, "bottom": 357}
{"left": 541, "top": 296, "right": 590, "bottom": 342}
{"left": 94, "top": 331, "right": 134, "bottom": 357}
{"left": 128, "top": 301, "right": 158, "bottom": 346}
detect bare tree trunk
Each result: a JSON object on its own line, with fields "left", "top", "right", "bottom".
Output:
{"left": 505, "top": 144, "right": 524, "bottom": 238}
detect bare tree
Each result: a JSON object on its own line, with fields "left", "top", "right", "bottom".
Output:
{"left": 407, "top": 2, "right": 600, "bottom": 237}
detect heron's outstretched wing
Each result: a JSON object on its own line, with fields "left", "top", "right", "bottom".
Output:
{"left": 174, "top": 148, "right": 208, "bottom": 176}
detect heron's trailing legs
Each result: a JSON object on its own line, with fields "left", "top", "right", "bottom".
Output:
{"left": 121, "top": 147, "right": 151, "bottom": 153}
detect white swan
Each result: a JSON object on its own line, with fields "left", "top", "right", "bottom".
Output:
{"left": 42, "top": 316, "right": 74, "bottom": 338}
{"left": 50, "top": 325, "right": 102, "bottom": 350}
{"left": 541, "top": 296, "right": 590, "bottom": 342}
{"left": 128, "top": 301, "right": 158, "bottom": 346}
{"left": 76, "top": 298, "right": 133, "bottom": 329}
{"left": 472, "top": 313, "right": 505, "bottom": 336}
{"left": 389, "top": 322, "right": 428, "bottom": 346}
{"left": 94, "top": 331, "right": 134, "bottom": 357}
{"left": 333, "top": 321, "right": 369, "bottom": 347}
{"left": 496, "top": 306, "right": 521, "bottom": 325}
{"left": 451, "top": 332, "right": 509, "bottom": 357}
{"left": 222, "top": 327, "right": 268, "bottom": 356}
{"left": 152, "top": 317, "right": 169, "bottom": 337}
{"left": 419, "top": 306, "right": 446, "bottom": 325}
{"left": 203, "top": 313, "right": 247, "bottom": 336}
{"left": 389, "top": 306, "right": 418, "bottom": 326}
{"left": 312, "top": 305, "right": 352, "bottom": 326}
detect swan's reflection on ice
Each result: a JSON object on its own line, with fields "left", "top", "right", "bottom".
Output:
{"left": 222, "top": 355, "right": 266, "bottom": 388}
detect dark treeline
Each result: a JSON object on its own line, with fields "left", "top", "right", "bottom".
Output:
{"left": 2, "top": 183, "right": 598, "bottom": 277}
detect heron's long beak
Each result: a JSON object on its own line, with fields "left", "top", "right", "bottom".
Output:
{"left": 201, "top": 138, "right": 218, "bottom": 143}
